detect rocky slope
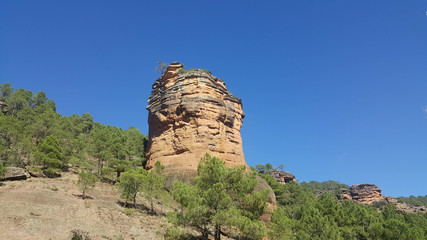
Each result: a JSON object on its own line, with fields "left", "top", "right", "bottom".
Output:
{"left": 145, "top": 62, "right": 247, "bottom": 186}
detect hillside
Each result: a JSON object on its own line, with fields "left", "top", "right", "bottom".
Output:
{"left": 0, "top": 172, "right": 170, "bottom": 240}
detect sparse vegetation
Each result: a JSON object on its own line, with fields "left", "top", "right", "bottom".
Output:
{"left": 116, "top": 168, "right": 145, "bottom": 208}
{"left": 0, "top": 163, "right": 6, "bottom": 179}
{"left": 155, "top": 61, "right": 168, "bottom": 74}
{"left": 78, "top": 171, "right": 97, "bottom": 199}
{"left": 177, "top": 68, "right": 187, "bottom": 74}
{"left": 116, "top": 161, "right": 167, "bottom": 213}
{"left": 397, "top": 195, "right": 427, "bottom": 207}
{"left": 71, "top": 229, "right": 91, "bottom": 240}
{"left": 164, "top": 227, "right": 191, "bottom": 240}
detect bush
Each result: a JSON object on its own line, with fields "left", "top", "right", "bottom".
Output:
{"left": 164, "top": 227, "right": 191, "bottom": 240}
{"left": 177, "top": 68, "right": 187, "bottom": 74}
{"left": 71, "top": 229, "right": 90, "bottom": 240}
{"left": 43, "top": 168, "right": 61, "bottom": 178}
{"left": 0, "top": 163, "right": 6, "bottom": 179}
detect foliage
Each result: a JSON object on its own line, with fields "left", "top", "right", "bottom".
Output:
{"left": 0, "top": 83, "right": 146, "bottom": 182}
{"left": 300, "top": 180, "right": 350, "bottom": 198}
{"left": 177, "top": 68, "right": 187, "bottom": 74}
{"left": 0, "top": 162, "right": 6, "bottom": 179}
{"left": 116, "top": 161, "right": 167, "bottom": 212}
{"left": 164, "top": 227, "right": 191, "bottom": 240}
{"left": 35, "top": 135, "right": 64, "bottom": 170}
{"left": 78, "top": 171, "right": 97, "bottom": 199}
{"left": 141, "top": 161, "right": 167, "bottom": 214}
{"left": 43, "top": 168, "right": 61, "bottom": 178}
{"left": 170, "top": 153, "right": 268, "bottom": 240}
{"left": 71, "top": 229, "right": 91, "bottom": 240}
{"left": 262, "top": 173, "right": 427, "bottom": 239}
{"left": 255, "top": 162, "right": 280, "bottom": 173}
{"left": 116, "top": 168, "right": 146, "bottom": 208}
{"left": 397, "top": 195, "right": 427, "bottom": 207}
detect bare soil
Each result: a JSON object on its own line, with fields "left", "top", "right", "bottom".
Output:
{"left": 0, "top": 172, "right": 170, "bottom": 240}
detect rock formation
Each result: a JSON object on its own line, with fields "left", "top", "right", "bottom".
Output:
{"left": 342, "top": 184, "right": 385, "bottom": 205}
{"left": 4, "top": 167, "right": 28, "bottom": 181}
{"left": 145, "top": 62, "right": 247, "bottom": 186}
{"left": 270, "top": 170, "right": 297, "bottom": 184}
{"left": 341, "top": 184, "right": 427, "bottom": 213}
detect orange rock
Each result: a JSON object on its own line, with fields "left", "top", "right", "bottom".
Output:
{"left": 145, "top": 63, "right": 247, "bottom": 187}
{"left": 348, "top": 184, "right": 386, "bottom": 205}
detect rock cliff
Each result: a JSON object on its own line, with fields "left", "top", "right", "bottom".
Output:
{"left": 145, "top": 62, "right": 247, "bottom": 186}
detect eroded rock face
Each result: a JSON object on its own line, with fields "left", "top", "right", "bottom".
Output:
{"left": 270, "top": 171, "right": 297, "bottom": 184}
{"left": 346, "top": 184, "right": 386, "bottom": 205}
{"left": 145, "top": 62, "right": 247, "bottom": 186}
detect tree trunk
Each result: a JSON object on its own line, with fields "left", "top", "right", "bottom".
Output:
{"left": 214, "top": 224, "right": 221, "bottom": 240}
{"left": 150, "top": 198, "right": 154, "bottom": 214}
{"left": 202, "top": 226, "right": 209, "bottom": 238}
{"left": 133, "top": 193, "right": 137, "bottom": 208}
{"left": 82, "top": 189, "right": 86, "bottom": 199}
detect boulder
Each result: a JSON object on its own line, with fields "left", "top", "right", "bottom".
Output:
{"left": 4, "top": 167, "right": 27, "bottom": 181}
{"left": 28, "top": 170, "right": 45, "bottom": 178}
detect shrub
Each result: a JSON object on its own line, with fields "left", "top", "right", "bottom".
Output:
{"left": 164, "top": 227, "right": 191, "bottom": 240}
{"left": 71, "top": 229, "right": 90, "bottom": 240}
{"left": 0, "top": 163, "right": 6, "bottom": 179}
{"left": 78, "top": 171, "right": 97, "bottom": 199}
{"left": 43, "top": 168, "right": 60, "bottom": 178}
{"left": 177, "top": 68, "right": 187, "bottom": 74}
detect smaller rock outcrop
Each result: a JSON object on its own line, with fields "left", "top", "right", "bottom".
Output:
{"left": 4, "top": 167, "right": 28, "bottom": 181}
{"left": 270, "top": 170, "right": 297, "bottom": 184}
{"left": 342, "top": 184, "right": 427, "bottom": 213}
{"left": 343, "top": 184, "right": 385, "bottom": 204}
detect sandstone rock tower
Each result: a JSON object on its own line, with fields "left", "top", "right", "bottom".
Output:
{"left": 145, "top": 62, "right": 248, "bottom": 185}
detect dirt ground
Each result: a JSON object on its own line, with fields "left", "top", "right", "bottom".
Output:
{"left": 0, "top": 172, "right": 170, "bottom": 240}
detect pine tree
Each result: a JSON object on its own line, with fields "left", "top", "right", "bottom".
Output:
{"left": 78, "top": 171, "right": 97, "bottom": 199}
{"left": 170, "top": 153, "right": 268, "bottom": 240}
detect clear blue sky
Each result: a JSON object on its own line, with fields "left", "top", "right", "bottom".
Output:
{"left": 1, "top": 1, "right": 426, "bottom": 197}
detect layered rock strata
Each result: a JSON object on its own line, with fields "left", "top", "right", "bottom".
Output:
{"left": 145, "top": 62, "right": 247, "bottom": 186}
{"left": 342, "top": 184, "right": 385, "bottom": 204}
{"left": 4, "top": 167, "right": 28, "bottom": 181}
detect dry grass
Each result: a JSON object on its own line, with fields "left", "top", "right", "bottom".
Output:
{"left": 0, "top": 172, "right": 170, "bottom": 240}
